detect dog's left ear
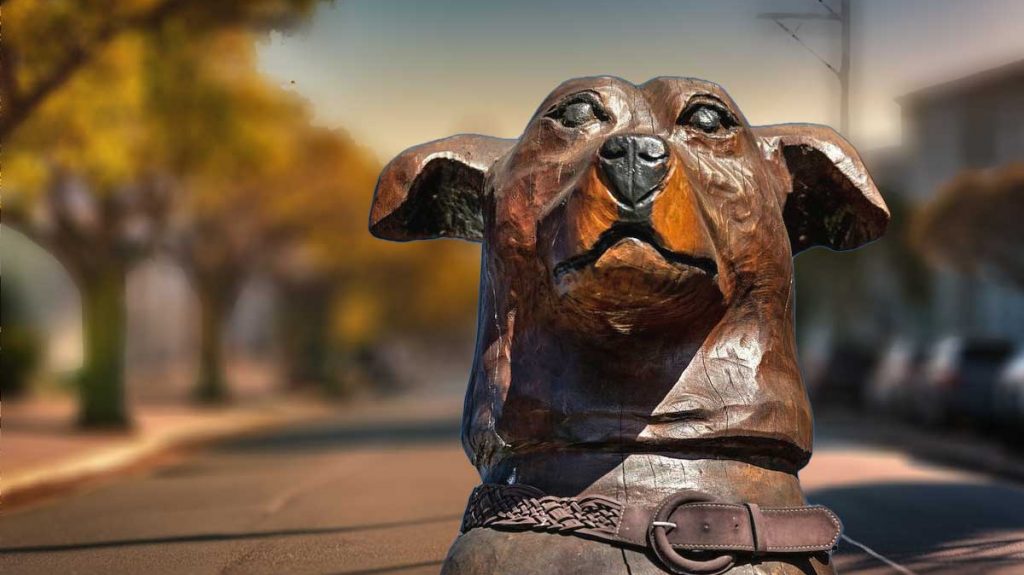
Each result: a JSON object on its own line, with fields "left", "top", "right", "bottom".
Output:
{"left": 369, "top": 134, "right": 514, "bottom": 242}
{"left": 756, "top": 124, "right": 889, "bottom": 254}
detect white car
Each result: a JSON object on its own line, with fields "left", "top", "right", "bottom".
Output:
{"left": 866, "top": 339, "right": 920, "bottom": 417}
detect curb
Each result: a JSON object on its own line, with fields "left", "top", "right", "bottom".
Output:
{"left": 2, "top": 403, "right": 329, "bottom": 508}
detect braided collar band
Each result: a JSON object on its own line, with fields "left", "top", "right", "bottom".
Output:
{"left": 461, "top": 483, "right": 842, "bottom": 575}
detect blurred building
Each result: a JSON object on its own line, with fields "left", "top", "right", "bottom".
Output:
{"left": 899, "top": 58, "right": 1024, "bottom": 343}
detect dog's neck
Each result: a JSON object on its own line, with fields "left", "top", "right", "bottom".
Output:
{"left": 481, "top": 452, "right": 809, "bottom": 506}
{"left": 462, "top": 281, "right": 813, "bottom": 497}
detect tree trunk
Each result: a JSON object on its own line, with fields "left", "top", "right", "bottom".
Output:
{"left": 277, "top": 279, "right": 344, "bottom": 396}
{"left": 194, "top": 285, "right": 231, "bottom": 403}
{"left": 78, "top": 266, "right": 130, "bottom": 427}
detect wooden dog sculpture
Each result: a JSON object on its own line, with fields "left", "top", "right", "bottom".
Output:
{"left": 369, "top": 77, "right": 888, "bottom": 575}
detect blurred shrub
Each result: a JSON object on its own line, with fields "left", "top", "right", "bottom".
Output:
{"left": 1, "top": 276, "right": 43, "bottom": 398}
{"left": 914, "top": 163, "right": 1024, "bottom": 289}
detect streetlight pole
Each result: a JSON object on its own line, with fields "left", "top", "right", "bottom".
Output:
{"left": 759, "top": 0, "right": 852, "bottom": 134}
{"left": 839, "top": 0, "right": 851, "bottom": 135}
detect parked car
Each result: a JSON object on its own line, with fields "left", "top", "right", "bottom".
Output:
{"left": 806, "top": 342, "right": 879, "bottom": 409}
{"left": 866, "top": 339, "right": 927, "bottom": 418}
{"left": 919, "top": 337, "right": 1016, "bottom": 429}
{"left": 993, "top": 348, "right": 1024, "bottom": 437}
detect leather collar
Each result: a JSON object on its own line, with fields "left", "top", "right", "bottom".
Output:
{"left": 461, "top": 483, "right": 842, "bottom": 575}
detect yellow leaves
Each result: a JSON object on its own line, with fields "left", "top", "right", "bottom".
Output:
{"left": 5, "top": 0, "right": 483, "bottom": 346}
{"left": 332, "top": 288, "right": 383, "bottom": 348}
{"left": 149, "top": 27, "right": 304, "bottom": 182}
{"left": 255, "top": 122, "right": 481, "bottom": 339}
{"left": 8, "top": 32, "right": 149, "bottom": 195}
{"left": 3, "top": 153, "right": 49, "bottom": 211}
{"left": 393, "top": 241, "right": 482, "bottom": 331}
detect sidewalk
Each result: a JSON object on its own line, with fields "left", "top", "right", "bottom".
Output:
{"left": 2, "top": 395, "right": 333, "bottom": 507}
{"left": 6, "top": 397, "right": 1020, "bottom": 513}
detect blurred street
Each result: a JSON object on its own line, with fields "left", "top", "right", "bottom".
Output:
{"left": 1, "top": 393, "right": 1021, "bottom": 575}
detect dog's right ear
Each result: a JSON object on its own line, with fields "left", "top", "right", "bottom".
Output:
{"left": 755, "top": 124, "right": 889, "bottom": 254}
{"left": 369, "top": 134, "right": 514, "bottom": 242}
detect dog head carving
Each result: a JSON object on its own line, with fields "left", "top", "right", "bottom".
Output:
{"left": 370, "top": 77, "right": 887, "bottom": 477}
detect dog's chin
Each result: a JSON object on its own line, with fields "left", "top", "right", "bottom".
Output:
{"left": 552, "top": 238, "right": 723, "bottom": 333}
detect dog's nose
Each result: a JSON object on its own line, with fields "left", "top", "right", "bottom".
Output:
{"left": 598, "top": 134, "right": 669, "bottom": 209}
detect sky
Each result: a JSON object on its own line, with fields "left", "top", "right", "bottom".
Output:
{"left": 258, "top": 0, "right": 1024, "bottom": 162}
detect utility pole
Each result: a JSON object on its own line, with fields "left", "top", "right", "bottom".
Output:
{"left": 839, "top": 0, "right": 851, "bottom": 135}
{"left": 759, "top": 0, "right": 852, "bottom": 134}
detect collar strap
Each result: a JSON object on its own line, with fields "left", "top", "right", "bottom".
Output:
{"left": 461, "top": 484, "right": 842, "bottom": 575}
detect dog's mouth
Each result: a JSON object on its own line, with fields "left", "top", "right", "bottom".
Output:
{"left": 552, "top": 223, "right": 718, "bottom": 281}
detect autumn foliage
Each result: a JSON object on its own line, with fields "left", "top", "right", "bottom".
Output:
{"left": 3, "top": 1, "right": 480, "bottom": 424}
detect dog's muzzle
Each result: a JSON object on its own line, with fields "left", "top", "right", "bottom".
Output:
{"left": 460, "top": 484, "right": 841, "bottom": 575}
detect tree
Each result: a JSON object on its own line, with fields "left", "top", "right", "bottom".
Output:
{"left": 269, "top": 178, "right": 482, "bottom": 395}
{"left": 2, "top": 2, "right": 317, "bottom": 425}
{"left": 247, "top": 121, "right": 480, "bottom": 395}
{"left": 0, "top": 0, "right": 318, "bottom": 141}
{"left": 149, "top": 28, "right": 310, "bottom": 402}
{"left": 263, "top": 128, "right": 384, "bottom": 394}
{"left": 913, "top": 163, "right": 1024, "bottom": 289}
{"left": 147, "top": 25, "right": 392, "bottom": 401}
{"left": 4, "top": 0, "right": 483, "bottom": 414}
{"left": 4, "top": 33, "right": 165, "bottom": 426}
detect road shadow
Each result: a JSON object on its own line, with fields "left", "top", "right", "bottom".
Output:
{"left": 218, "top": 416, "right": 463, "bottom": 454}
{"left": 329, "top": 559, "right": 444, "bottom": 574}
{"left": 0, "top": 514, "right": 462, "bottom": 555}
{"left": 814, "top": 410, "right": 1024, "bottom": 484}
{"left": 807, "top": 481, "right": 1024, "bottom": 573}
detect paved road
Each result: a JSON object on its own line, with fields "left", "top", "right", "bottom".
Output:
{"left": 2, "top": 396, "right": 1022, "bottom": 574}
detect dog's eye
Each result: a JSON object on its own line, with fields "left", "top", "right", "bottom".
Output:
{"left": 561, "top": 102, "right": 597, "bottom": 127}
{"left": 546, "top": 94, "right": 609, "bottom": 128}
{"left": 679, "top": 102, "right": 738, "bottom": 134}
